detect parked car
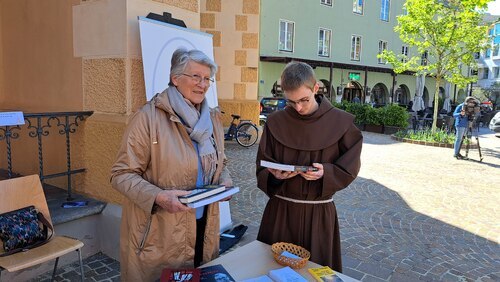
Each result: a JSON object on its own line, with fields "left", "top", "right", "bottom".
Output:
{"left": 260, "top": 97, "right": 287, "bottom": 117}
{"left": 489, "top": 111, "right": 500, "bottom": 136}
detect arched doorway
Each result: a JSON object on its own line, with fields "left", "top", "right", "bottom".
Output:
{"left": 272, "top": 79, "right": 284, "bottom": 97}
{"left": 318, "top": 79, "right": 330, "bottom": 99}
{"left": 423, "top": 87, "right": 429, "bottom": 108}
{"left": 372, "top": 83, "right": 389, "bottom": 106}
{"left": 342, "top": 81, "right": 362, "bottom": 102}
{"left": 396, "top": 84, "right": 410, "bottom": 105}
{"left": 434, "top": 87, "right": 445, "bottom": 110}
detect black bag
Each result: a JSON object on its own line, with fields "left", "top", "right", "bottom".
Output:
{"left": 0, "top": 205, "right": 53, "bottom": 256}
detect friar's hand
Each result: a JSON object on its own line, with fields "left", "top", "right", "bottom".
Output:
{"left": 268, "top": 168, "right": 299, "bottom": 180}
{"left": 154, "top": 189, "right": 192, "bottom": 213}
{"left": 299, "top": 163, "right": 324, "bottom": 181}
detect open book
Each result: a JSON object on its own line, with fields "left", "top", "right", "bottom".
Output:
{"left": 185, "top": 187, "right": 240, "bottom": 208}
{"left": 260, "top": 160, "right": 318, "bottom": 172}
{"left": 178, "top": 185, "right": 226, "bottom": 203}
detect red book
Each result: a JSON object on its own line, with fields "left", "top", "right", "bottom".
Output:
{"left": 160, "top": 268, "right": 201, "bottom": 282}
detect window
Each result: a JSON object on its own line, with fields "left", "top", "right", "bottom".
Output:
{"left": 381, "top": 0, "right": 390, "bottom": 21}
{"left": 420, "top": 51, "right": 428, "bottom": 66}
{"left": 494, "top": 44, "right": 500, "bottom": 56}
{"left": 279, "top": 20, "right": 294, "bottom": 52}
{"left": 353, "top": 0, "right": 363, "bottom": 14}
{"left": 401, "top": 45, "right": 409, "bottom": 62}
{"left": 378, "top": 40, "right": 388, "bottom": 64}
{"left": 483, "top": 68, "right": 489, "bottom": 79}
{"left": 486, "top": 48, "right": 491, "bottom": 58}
{"left": 494, "top": 67, "right": 499, "bottom": 78}
{"left": 321, "top": 0, "right": 332, "bottom": 6}
{"left": 318, "top": 28, "right": 332, "bottom": 57}
{"left": 351, "top": 35, "right": 362, "bottom": 61}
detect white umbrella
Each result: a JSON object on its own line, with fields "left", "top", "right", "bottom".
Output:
{"left": 443, "top": 82, "right": 451, "bottom": 113}
{"left": 412, "top": 75, "right": 426, "bottom": 112}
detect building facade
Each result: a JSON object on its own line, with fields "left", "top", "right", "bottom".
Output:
{"left": 476, "top": 20, "right": 500, "bottom": 89}
{"left": 258, "top": 0, "right": 466, "bottom": 107}
{"left": 0, "top": 0, "right": 260, "bottom": 204}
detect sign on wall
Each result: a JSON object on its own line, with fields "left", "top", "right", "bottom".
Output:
{"left": 138, "top": 17, "right": 218, "bottom": 107}
{"left": 348, "top": 72, "right": 360, "bottom": 81}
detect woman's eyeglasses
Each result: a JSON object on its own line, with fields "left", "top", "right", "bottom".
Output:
{"left": 182, "top": 73, "right": 214, "bottom": 85}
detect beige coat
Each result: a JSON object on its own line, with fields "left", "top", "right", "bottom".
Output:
{"left": 110, "top": 90, "right": 231, "bottom": 282}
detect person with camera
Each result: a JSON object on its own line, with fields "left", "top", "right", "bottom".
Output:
{"left": 452, "top": 96, "right": 477, "bottom": 159}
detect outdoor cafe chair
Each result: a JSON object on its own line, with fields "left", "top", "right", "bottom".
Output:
{"left": 0, "top": 175, "right": 84, "bottom": 281}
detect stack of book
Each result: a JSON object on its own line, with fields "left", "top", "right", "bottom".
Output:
{"left": 178, "top": 185, "right": 240, "bottom": 208}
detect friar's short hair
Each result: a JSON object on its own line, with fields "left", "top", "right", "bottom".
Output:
{"left": 280, "top": 62, "right": 317, "bottom": 92}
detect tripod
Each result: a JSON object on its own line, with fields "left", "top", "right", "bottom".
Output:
{"left": 460, "top": 119, "right": 483, "bottom": 162}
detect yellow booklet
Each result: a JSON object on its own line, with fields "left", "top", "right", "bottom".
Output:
{"left": 308, "top": 266, "right": 343, "bottom": 282}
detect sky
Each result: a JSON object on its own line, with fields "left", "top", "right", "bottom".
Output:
{"left": 488, "top": 0, "right": 500, "bottom": 15}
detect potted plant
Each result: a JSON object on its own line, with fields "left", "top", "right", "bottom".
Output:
{"left": 382, "top": 105, "right": 410, "bottom": 135}
{"left": 346, "top": 103, "right": 369, "bottom": 130}
{"left": 364, "top": 107, "right": 384, "bottom": 133}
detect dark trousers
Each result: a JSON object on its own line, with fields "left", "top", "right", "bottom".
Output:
{"left": 194, "top": 211, "right": 207, "bottom": 267}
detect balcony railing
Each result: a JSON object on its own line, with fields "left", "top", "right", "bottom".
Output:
{"left": 0, "top": 111, "right": 93, "bottom": 200}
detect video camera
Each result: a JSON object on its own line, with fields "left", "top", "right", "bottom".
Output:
{"left": 463, "top": 99, "right": 480, "bottom": 121}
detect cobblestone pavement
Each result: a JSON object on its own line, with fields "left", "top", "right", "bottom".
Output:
{"left": 37, "top": 128, "right": 499, "bottom": 281}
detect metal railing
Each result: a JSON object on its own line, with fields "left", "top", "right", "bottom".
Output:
{"left": 0, "top": 111, "right": 93, "bottom": 200}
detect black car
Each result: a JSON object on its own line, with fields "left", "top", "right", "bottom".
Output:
{"left": 260, "top": 97, "right": 287, "bottom": 117}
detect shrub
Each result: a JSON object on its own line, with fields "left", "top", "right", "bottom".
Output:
{"left": 365, "top": 107, "right": 384, "bottom": 125}
{"left": 345, "top": 103, "right": 370, "bottom": 124}
{"left": 382, "top": 104, "right": 410, "bottom": 128}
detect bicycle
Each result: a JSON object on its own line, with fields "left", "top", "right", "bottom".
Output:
{"left": 223, "top": 112, "right": 259, "bottom": 147}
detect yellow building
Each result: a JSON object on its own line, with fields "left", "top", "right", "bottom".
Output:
{"left": 0, "top": 0, "right": 260, "bottom": 204}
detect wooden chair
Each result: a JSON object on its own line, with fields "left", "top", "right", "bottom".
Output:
{"left": 0, "top": 175, "right": 84, "bottom": 281}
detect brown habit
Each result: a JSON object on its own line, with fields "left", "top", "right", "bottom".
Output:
{"left": 256, "top": 96, "right": 363, "bottom": 272}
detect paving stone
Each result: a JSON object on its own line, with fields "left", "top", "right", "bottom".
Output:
{"left": 32, "top": 130, "right": 500, "bottom": 282}
{"left": 342, "top": 267, "right": 365, "bottom": 280}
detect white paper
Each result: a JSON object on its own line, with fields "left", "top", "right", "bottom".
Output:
{"left": 0, "top": 111, "right": 25, "bottom": 126}
{"left": 138, "top": 17, "right": 218, "bottom": 108}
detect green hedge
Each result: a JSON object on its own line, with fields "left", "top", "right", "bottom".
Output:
{"left": 331, "top": 101, "right": 409, "bottom": 128}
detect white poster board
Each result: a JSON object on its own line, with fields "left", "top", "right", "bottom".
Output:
{"left": 138, "top": 17, "right": 231, "bottom": 232}
{"left": 138, "top": 17, "right": 218, "bottom": 107}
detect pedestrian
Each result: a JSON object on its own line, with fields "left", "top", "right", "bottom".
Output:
{"left": 353, "top": 95, "right": 361, "bottom": 103}
{"left": 453, "top": 96, "right": 478, "bottom": 159}
{"left": 255, "top": 62, "right": 363, "bottom": 271}
{"left": 110, "top": 48, "right": 232, "bottom": 281}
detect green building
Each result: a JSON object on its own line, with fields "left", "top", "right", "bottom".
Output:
{"left": 258, "top": 0, "right": 466, "bottom": 108}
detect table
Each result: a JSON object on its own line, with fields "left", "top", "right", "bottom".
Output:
{"left": 201, "top": 240, "right": 359, "bottom": 281}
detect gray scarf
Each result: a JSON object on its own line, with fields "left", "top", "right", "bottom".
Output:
{"left": 167, "top": 86, "right": 217, "bottom": 184}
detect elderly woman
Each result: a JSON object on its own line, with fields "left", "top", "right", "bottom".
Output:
{"left": 111, "top": 48, "right": 232, "bottom": 281}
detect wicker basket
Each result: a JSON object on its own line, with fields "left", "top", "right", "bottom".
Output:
{"left": 271, "top": 242, "right": 310, "bottom": 269}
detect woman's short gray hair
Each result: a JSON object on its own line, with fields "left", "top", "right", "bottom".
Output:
{"left": 169, "top": 48, "right": 217, "bottom": 85}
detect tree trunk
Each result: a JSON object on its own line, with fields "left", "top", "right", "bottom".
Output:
{"left": 432, "top": 76, "right": 441, "bottom": 134}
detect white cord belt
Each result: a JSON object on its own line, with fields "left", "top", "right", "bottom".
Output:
{"left": 274, "top": 194, "right": 333, "bottom": 204}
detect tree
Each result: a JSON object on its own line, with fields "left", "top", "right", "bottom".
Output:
{"left": 379, "top": 0, "right": 492, "bottom": 133}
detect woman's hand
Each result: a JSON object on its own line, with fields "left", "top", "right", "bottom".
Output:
{"left": 154, "top": 190, "right": 192, "bottom": 213}
{"left": 299, "top": 163, "right": 324, "bottom": 181}
{"left": 268, "top": 168, "right": 299, "bottom": 180}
